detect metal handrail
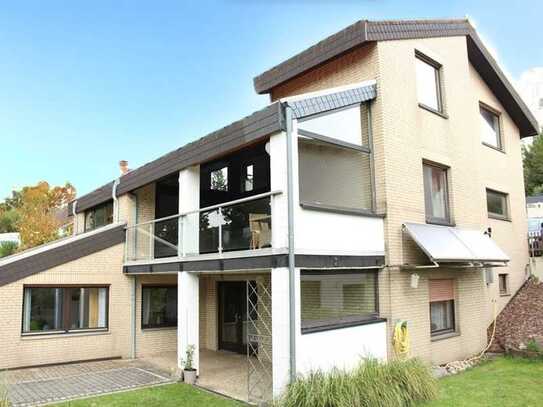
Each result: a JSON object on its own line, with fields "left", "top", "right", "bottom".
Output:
{"left": 125, "top": 190, "right": 282, "bottom": 229}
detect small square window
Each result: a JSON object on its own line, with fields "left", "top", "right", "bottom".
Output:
{"left": 480, "top": 104, "right": 502, "bottom": 150}
{"left": 210, "top": 167, "right": 228, "bottom": 191}
{"left": 498, "top": 274, "right": 508, "bottom": 295}
{"left": 486, "top": 189, "right": 509, "bottom": 220}
{"left": 423, "top": 163, "right": 450, "bottom": 225}
{"left": 243, "top": 164, "right": 254, "bottom": 192}
{"left": 415, "top": 52, "right": 443, "bottom": 113}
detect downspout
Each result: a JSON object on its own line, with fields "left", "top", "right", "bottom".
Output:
{"left": 131, "top": 275, "right": 137, "bottom": 359}
{"left": 112, "top": 178, "right": 120, "bottom": 222}
{"left": 72, "top": 200, "right": 78, "bottom": 235}
{"left": 284, "top": 104, "right": 297, "bottom": 383}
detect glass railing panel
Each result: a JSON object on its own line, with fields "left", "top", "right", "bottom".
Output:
{"left": 199, "top": 209, "right": 222, "bottom": 255}
{"left": 154, "top": 217, "right": 178, "bottom": 259}
{"left": 221, "top": 197, "right": 271, "bottom": 252}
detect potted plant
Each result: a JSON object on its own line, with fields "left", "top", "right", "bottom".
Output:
{"left": 182, "top": 344, "right": 197, "bottom": 385}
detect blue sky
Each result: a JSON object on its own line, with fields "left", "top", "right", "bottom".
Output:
{"left": 1, "top": 0, "right": 542, "bottom": 200}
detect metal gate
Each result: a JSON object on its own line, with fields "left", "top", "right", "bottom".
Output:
{"left": 247, "top": 279, "right": 273, "bottom": 404}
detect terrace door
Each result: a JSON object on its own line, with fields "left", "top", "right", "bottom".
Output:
{"left": 218, "top": 281, "right": 250, "bottom": 354}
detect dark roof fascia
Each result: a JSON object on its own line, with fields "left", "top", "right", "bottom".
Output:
{"left": 254, "top": 19, "right": 538, "bottom": 137}
{"left": 70, "top": 102, "right": 284, "bottom": 214}
{"left": 466, "top": 28, "right": 539, "bottom": 138}
{"left": 0, "top": 224, "right": 126, "bottom": 287}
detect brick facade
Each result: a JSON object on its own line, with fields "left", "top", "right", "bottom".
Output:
{"left": 269, "top": 35, "right": 529, "bottom": 364}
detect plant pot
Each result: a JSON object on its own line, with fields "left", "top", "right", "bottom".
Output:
{"left": 183, "top": 369, "right": 197, "bottom": 385}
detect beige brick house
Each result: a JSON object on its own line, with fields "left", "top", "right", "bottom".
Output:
{"left": 0, "top": 18, "right": 538, "bottom": 403}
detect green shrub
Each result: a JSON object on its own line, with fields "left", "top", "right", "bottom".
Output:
{"left": 526, "top": 339, "right": 542, "bottom": 354}
{"left": 0, "top": 241, "right": 17, "bottom": 258}
{"left": 276, "top": 358, "right": 438, "bottom": 407}
{"left": 0, "top": 371, "right": 9, "bottom": 407}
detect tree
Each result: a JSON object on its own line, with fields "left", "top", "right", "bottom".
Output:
{"left": 523, "top": 131, "right": 543, "bottom": 196}
{"left": 0, "top": 208, "right": 19, "bottom": 233}
{"left": 0, "top": 182, "right": 76, "bottom": 250}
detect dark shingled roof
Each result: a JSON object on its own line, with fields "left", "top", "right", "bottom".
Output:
{"left": 0, "top": 223, "right": 126, "bottom": 287}
{"left": 69, "top": 102, "right": 283, "bottom": 214}
{"left": 253, "top": 18, "right": 538, "bottom": 138}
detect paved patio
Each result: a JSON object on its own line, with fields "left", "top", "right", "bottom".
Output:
{"left": 4, "top": 359, "right": 174, "bottom": 407}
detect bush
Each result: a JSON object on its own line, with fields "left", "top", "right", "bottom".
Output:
{"left": 0, "top": 372, "right": 9, "bottom": 407}
{"left": 0, "top": 241, "right": 17, "bottom": 258}
{"left": 276, "top": 358, "right": 438, "bottom": 407}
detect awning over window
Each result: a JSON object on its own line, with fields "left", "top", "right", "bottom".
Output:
{"left": 403, "top": 222, "right": 509, "bottom": 265}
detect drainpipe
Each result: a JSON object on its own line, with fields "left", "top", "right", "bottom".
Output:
{"left": 131, "top": 275, "right": 137, "bottom": 359}
{"left": 72, "top": 200, "right": 78, "bottom": 235}
{"left": 112, "top": 178, "right": 120, "bottom": 222}
{"left": 284, "top": 104, "right": 297, "bottom": 383}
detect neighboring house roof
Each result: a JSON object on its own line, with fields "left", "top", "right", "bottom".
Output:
{"left": 527, "top": 194, "right": 543, "bottom": 204}
{"left": 68, "top": 102, "right": 283, "bottom": 214}
{"left": 0, "top": 223, "right": 125, "bottom": 287}
{"left": 253, "top": 18, "right": 539, "bottom": 139}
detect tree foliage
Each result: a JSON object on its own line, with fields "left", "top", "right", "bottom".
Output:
{"left": 523, "top": 132, "right": 543, "bottom": 196}
{"left": 0, "top": 181, "right": 76, "bottom": 250}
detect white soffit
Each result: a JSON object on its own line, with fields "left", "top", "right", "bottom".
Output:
{"left": 403, "top": 222, "right": 510, "bottom": 263}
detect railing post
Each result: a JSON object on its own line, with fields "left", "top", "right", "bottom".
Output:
{"left": 149, "top": 223, "right": 155, "bottom": 261}
{"left": 178, "top": 215, "right": 184, "bottom": 258}
{"left": 218, "top": 207, "right": 223, "bottom": 254}
{"left": 124, "top": 228, "right": 129, "bottom": 261}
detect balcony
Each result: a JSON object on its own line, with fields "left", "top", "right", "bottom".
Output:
{"left": 125, "top": 191, "right": 280, "bottom": 263}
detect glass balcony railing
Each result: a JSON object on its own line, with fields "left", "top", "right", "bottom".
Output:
{"left": 125, "top": 191, "right": 279, "bottom": 262}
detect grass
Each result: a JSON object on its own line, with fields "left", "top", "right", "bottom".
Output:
{"left": 277, "top": 358, "right": 438, "bottom": 407}
{"left": 424, "top": 356, "right": 543, "bottom": 407}
{"left": 52, "top": 383, "right": 243, "bottom": 407}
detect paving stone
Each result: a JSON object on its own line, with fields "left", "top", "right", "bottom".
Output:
{"left": 6, "top": 360, "right": 174, "bottom": 407}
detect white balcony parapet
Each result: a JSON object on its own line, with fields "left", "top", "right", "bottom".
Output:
{"left": 125, "top": 190, "right": 282, "bottom": 262}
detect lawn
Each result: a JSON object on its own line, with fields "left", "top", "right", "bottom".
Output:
{"left": 53, "top": 383, "right": 244, "bottom": 407}
{"left": 425, "top": 356, "right": 543, "bottom": 407}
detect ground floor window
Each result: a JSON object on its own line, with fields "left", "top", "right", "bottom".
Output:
{"left": 429, "top": 279, "right": 455, "bottom": 336}
{"left": 300, "top": 269, "right": 379, "bottom": 333}
{"left": 22, "top": 286, "right": 108, "bottom": 334}
{"left": 142, "top": 286, "right": 177, "bottom": 329}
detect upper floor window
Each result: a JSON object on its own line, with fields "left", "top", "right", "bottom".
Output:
{"left": 486, "top": 189, "right": 509, "bottom": 220}
{"left": 423, "top": 163, "right": 450, "bottom": 225}
{"left": 415, "top": 51, "right": 443, "bottom": 113}
{"left": 297, "top": 104, "right": 374, "bottom": 214}
{"left": 480, "top": 104, "right": 502, "bottom": 150}
{"left": 84, "top": 201, "right": 113, "bottom": 232}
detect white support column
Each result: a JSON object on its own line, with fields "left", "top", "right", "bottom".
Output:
{"left": 178, "top": 271, "right": 200, "bottom": 374}
{"left": 179, "top": 166, "right": 200, "bottom": 256}
{"left": 269, "top": 132, "right": 289, "bottom": 250}
{"left": 271, "top": 267, "right": 292, "bottom": 397}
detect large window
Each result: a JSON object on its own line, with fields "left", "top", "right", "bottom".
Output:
{"left": 486, "top": 189, "right": 509, "bottom": 220}
{"left": 142, "top": 286, "right": 177, "bottom": 329}
{"left": 300, "top": 270, "right": 379, "bottom": 333}
{"left": 480, "top": 104, "right": 502, "bottom": 150}
{"left": 22, "top": 286, "right": 108, "bottom": 334}
{"left": 415, "top": 51, "right": 443, "bottom": 113}
{"left": 429, "top": 279, "right": 455, "bottom": 336}
{"left": 423, "top": 163, "right": 450, "bottom": 225}
{"left": 297, "top": 104, "right": 374, "bottom": 213}
{"left": 84, "top": 201, "right": 113, "bottom": 231}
